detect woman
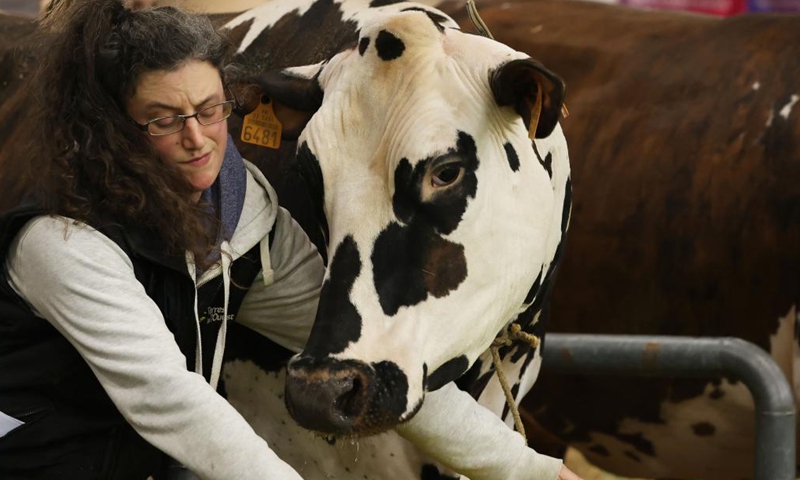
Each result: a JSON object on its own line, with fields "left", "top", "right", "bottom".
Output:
{"left": 0, "top": 1, "right": 581, "bottom": 479}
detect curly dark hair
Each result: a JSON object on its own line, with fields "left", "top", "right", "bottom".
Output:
{"left": 6, "top": 0, "right": 236, "bottom": 264}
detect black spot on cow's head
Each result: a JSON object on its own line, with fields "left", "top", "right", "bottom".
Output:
{"left": 709, "top": 387, "right": 725, "bottom": 399}
{"left": 375, "top": 30, "right": 405, "bottom": 61}
{"left": 392, "top": 131, "right": 479, "bottom": 235}
{"left": 372, "top": 222, "right": 467, "bottom": 316}
{"left": 504, "top": 142, "right": 520, "bottom": 172}
{"left": 371, "top": 132, "right": 479, "bottom": 315}
{"left": 303, "top": 236, "right": 362, "bottom": 356}
{"left": 401, "top": 7, "right": 448, "bottom": 32}
{"left": 426, "top": 355, "right": 469, "bottom": 391}
{"left": 691, "top": 422, "right": 716, "bottom": 436}
{"left": 358, "top": 36, "right": 370, "bottom": 56}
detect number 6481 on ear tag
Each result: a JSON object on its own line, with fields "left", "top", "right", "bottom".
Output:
{"left": 241, "top": 96, "right": 282, "bottom": 149}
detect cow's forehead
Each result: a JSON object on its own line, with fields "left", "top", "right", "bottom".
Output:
{"left": 321, "top": 10, "right": 526, "bottom": 93}
{"left": 310, "top": 19, "right": 531, "bottom": 169}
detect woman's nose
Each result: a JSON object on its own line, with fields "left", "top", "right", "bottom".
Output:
{"left": 181, "top": 118, "right": 205, "bottom": 149}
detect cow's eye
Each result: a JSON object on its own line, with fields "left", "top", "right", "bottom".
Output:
{"left": 431, "top": 164, "right": 463, "bottom": 187}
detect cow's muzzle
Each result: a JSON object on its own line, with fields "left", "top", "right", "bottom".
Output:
{"left": 285, "top": 356, "right": 409, "bottom": 436}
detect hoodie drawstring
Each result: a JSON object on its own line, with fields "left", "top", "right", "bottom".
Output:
{"left": 209, "top": 241, "right": 232, "bottom": 390}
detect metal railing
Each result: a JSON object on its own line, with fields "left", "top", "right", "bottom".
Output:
{"left": 541, "top": 334, "right": 796, "bottom": 480}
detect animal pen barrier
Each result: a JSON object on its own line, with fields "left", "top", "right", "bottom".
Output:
{"left": 541, "top": 334, "right": 796, "bottom": 480}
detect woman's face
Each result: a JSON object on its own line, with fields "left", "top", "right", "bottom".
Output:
{"left": 126, "top": 60, "right": 228, "bottom": 202}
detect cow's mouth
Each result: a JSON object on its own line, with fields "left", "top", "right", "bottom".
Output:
{"left": 284, "top": 356, "right": 412, "bottom": 436}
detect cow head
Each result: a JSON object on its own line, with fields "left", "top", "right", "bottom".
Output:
{"left": 244, "top": 8, "right": 568, "bottom": 436}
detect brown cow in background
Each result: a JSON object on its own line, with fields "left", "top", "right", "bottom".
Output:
{"left": 438, "top": 1, "right": 799, "bottom": 478}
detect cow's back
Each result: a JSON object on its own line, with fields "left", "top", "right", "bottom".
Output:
{"left": 441, "top": 1, "right": 800, "bottom": 478}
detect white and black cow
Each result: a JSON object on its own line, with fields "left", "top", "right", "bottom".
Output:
{"left": 216, "top": 0, "right": 571, "bottom": 477}
{"left": 0, "top": 2, "right": 571, "bottom": 478}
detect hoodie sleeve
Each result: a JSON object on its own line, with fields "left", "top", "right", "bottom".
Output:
{"left": 236, "top": 206, "right": 325, "bottom": 352}
{"left": 396, "top": 382, "right": 564, "bottom": 480}
{"left": 4, "top": 216, "right": 303, "bottom": 480}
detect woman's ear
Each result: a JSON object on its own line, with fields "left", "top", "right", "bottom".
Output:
{"left": 490, "top": 58, "right": 566, "bottom": 139}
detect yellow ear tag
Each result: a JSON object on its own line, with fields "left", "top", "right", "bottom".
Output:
{"left": 528, "top": 88, "right": 543, "bottom": 140}
{"left": 241, "top": 96, "right": 282, "bottom": 149}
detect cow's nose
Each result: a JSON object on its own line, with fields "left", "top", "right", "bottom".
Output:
{"left": 285, "top": 357, "right": 373, "bottom": 435}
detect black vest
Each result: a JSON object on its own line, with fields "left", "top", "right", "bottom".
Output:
{"left": 0, "top": 204, "right": 263, "bottom": 480}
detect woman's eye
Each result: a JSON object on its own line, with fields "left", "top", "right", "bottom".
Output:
{"left": 431, "top": 165, "right": 463, "bottom": 187}
{"left": 154, "top": 116, "right": 179, "bottom": 128}
{"left": 198, "top": 105, "right": 219, "bottom": 119}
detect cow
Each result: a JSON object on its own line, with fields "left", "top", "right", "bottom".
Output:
{"left": 434, "top": 0, "right": 800, "bottom": 478}
{"left": 0, "top": 2, "right": 573, "bottom": 479}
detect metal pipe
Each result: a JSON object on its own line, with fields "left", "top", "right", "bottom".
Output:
{"left": 541, "top": 334, "right": 796, "bottom": 480}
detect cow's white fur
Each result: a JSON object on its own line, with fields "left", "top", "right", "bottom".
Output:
{"left": 295, "top": 9, "right": 570, "bottom": 420}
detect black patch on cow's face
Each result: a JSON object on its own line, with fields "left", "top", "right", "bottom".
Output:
{"left": 372, "top": 360, "right": 409, "bottom": 416}
{"left": 393, "top": 131, "right": 479, "bottom": 235}
{"left": 691, "top": 422, "right": 716, "bottom": 436}
{"left": 372, "top": 222, "right": 467, "bottom": 316}
{"left": 420, "top": 464, "right": 460, "bottom": 480}
{"left": 296, "top": 142, "right": 329, "bottom": 259}
{"left": 358, "top": 36, "right": 370, "bottom": 56}
{"left": 368, "top": 132, "right": 479, "bottom": 315}
{"left": 532, "top": 140, "right": 553, "bottom": 178}
{"left": 375, "top": 30, "right": 405, "bottom": 61}
{"left": 426, "top": 355, "right": 468, "bottom": 391}
{"left": 400, "top": 7, "right": 448, "bottom": 33}
{"left": 589, "top": 444, "right": 611, "bottom": 457}
{"left": 303, "top": 236, "right": 362, "bottom": 356}
{"left": 709, "top": 386, "right": 725, "bottom": 399}
{"left": 503, "top": 142, "right": 520, "bottom": 172}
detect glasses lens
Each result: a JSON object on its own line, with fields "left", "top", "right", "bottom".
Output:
{"left": 196, "top": 102, "right": 233, "bottom": 126}
{"left": 148, "top": 116, "right": 183, "bottom": 136}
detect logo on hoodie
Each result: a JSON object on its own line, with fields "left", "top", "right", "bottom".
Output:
{"left": 200, "top": 307, "right": 234, "bottom": 325}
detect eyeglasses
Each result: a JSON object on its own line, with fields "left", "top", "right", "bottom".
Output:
{"left": 134, "top": 100, "right": 235, "bottom": 136}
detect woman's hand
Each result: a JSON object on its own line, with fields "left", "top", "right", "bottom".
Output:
{"left": 558, "top": 464, "right": 584, "bottom": 480}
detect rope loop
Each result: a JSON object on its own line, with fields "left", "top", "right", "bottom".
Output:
{"left": 489, "top": 323, "right": 541, "bottom": 440}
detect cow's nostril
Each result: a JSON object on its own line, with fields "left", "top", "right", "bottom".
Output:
{"left": 285, "top": 358, "right": 376, "bottom": 434}
{"left": 334, "top": 374, "right": 365, "bottom": 418}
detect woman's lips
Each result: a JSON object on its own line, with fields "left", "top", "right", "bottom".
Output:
{"left": 183, "top": 152, "right": 211, "bottom": 167}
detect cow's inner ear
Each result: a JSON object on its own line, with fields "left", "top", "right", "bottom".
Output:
{"left": 490, "top": 58, "right": 566, "bottom": 139}
{"left": 229, "top": 67, "right": 324, "bottom": 140}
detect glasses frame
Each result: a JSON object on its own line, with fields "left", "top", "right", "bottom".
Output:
{"left": 134, "top": 99, "right": 237, "bottom": 137}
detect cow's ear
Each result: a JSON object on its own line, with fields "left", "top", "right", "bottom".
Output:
{"left": 229, "top": 64, "right": 324, "bottom": 140}
{"left": 490, "top": 58, "right": 565, "bottom": 139}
